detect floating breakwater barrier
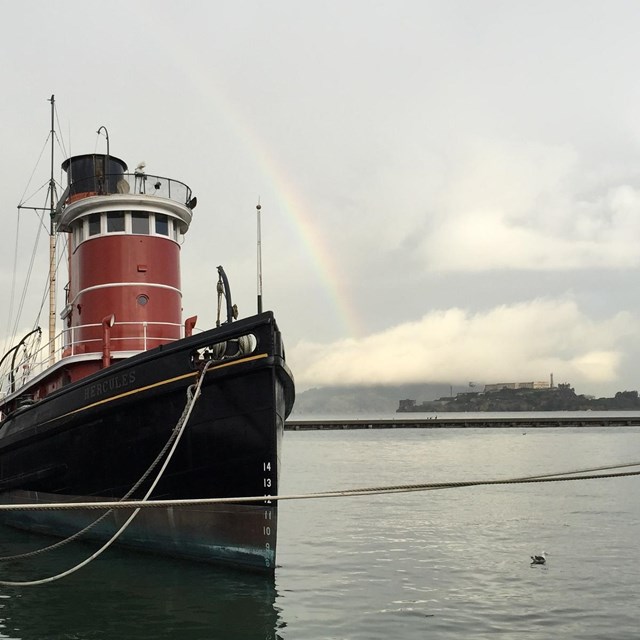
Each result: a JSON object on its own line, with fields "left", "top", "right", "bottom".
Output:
{"left": 284, "top": 416, "right": 640, "bottom": 430}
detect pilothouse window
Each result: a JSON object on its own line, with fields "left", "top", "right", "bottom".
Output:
{"left": 155, "top": 213, "right": 169, "bottom": 236}
{"left": 107, "top": 211, "right": 125, "bottom": 232}
{"left": 73, "top": 222, "right": 85, "bottom": 247}
{"left": 88, "top": 214, "right": 101, "bottom": 236}
{"left": 132, "top": 212, "right": 149, "bottom": 234}
{"left": 74, "top": 210, "right": 180, "bottom": 246}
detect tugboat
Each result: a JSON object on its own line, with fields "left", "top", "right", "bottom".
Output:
{"left": 0, "top": 99, "right": 295, "bottom": 572}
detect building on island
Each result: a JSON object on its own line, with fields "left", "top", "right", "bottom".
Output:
{"left": 483, "top": 381, "right": 550, "bottom": 392}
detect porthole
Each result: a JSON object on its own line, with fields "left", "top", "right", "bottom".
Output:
{"left": 137, "top": 294, "right": 149, "bottom": 306}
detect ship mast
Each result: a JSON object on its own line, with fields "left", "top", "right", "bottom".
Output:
{"left": 48, "top": 95, "right": 57, "bottom": 365}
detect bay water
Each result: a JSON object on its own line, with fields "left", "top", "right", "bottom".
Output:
{"left": 0, "top": 424, "right": 639, "bottom": 639}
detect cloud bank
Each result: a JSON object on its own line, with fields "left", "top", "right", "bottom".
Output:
{"left": 415, "top": 140, "right": 640, "bottom": 272}
{"left": 291, "top": 299, "right": 634, "bottom": 392}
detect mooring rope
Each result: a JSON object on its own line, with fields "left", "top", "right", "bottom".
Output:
{"left": 0, "top": 384, "right": 638, "bottom": 586}
{"left": 0, "top": 367, "right": 205, "bottom": 563}
{"left": 0, "top": 460, "right": 637, "bottom": 514}
{"left": 0, "top": 361, "right": 212, "bottom": 587}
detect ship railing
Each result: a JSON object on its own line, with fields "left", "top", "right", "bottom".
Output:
{"left": 63, "top": 173, "right": 192, "bottom": 206}
{"left": 59, "top": 320, "right": 189, "bottom": 357}
{"left": 0, "top": 320, "right": 191, "bottom": 399}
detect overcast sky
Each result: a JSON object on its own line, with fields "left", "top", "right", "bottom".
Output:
{"left": 2, "top": 0, "right": 640, "bottom": 395}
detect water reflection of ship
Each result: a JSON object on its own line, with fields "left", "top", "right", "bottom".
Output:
{"left": 0, "top": 526, "right": 285, "bottom": 639}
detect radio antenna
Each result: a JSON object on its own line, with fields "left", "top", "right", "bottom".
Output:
{"left": 256, "top": 199, "right": 263, "bottom": 313}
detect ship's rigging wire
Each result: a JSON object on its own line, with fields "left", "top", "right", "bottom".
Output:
{"left": 0, "top": 361, "right": 213, "bottom": 587}
{"left": 2, "top": 207, "right": 65, "bottom": 385}
{"left": 17, "top": 181, "right": 50, "bottom": 211}
{"left": 7, "top": 186, "right": 49, "bottom": 342}
{"left": 5, "top": 209, "right": 21, "bottom": 345}
{"left": 5, "top": 107, "right": 67, "bottom": 352}
{"left": 16, "top": 137, "right": 49, "bottom": 208}
{"left": 54, "top": 105, "right": 68, "bottom": 161}
{"left": 9, "top": 204, "right": 47, "bottom": 343}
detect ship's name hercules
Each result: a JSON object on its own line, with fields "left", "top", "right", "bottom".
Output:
{"left": 84, "top": 371, "right": 136, "bottom": 400}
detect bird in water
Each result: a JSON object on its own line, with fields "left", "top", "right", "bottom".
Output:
{"left": 530, "top": 552, "right": 547, "bottom": 565}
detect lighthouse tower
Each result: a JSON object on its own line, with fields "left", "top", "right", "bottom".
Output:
{"left": 56, "top": 153, "right": 194, "bottom": 378}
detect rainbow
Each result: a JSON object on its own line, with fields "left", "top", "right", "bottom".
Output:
{"left": 250, "top": 153, "right": 363, "bottom": 339}
{"left": 189, "top": 86, "right": 361, "bottom": 338}
{"left": 122, "top": 6, "right": 363, "bottom": 341}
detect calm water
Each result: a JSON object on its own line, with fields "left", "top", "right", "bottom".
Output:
{"left": 0, "top": 426, "right": 639, "bottom": 639}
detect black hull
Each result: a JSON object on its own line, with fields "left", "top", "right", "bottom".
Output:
{"left": 0, "top": 312, "right": 294, "bottom": 572}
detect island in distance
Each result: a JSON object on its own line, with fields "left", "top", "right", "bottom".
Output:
{"left": 398, "top": 382, "right": 640, "bottom": 413}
